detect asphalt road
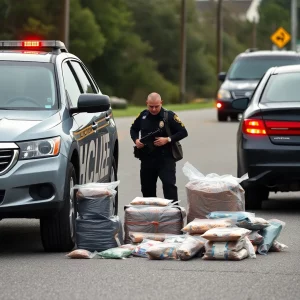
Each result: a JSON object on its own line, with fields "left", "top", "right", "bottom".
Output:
{"left": 0, "top": 108, "right": 299, "bottom": 300}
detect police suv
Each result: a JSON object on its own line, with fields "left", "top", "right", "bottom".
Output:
{"left": 0, "top": 40, "right": 119, "bottom": 252}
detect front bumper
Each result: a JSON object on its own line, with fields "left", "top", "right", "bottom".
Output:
{"left": 0, "top": 154, "right": 68, "bottom": 218}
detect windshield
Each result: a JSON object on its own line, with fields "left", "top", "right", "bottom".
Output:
{"left": 261, "top": 72, "right": 300, "bottom": 103}
{"left": 0, "top": 61, "right": 57, "bottom": 110}
{"left": 228, "top": 56, "right": 300, "bottom": 80}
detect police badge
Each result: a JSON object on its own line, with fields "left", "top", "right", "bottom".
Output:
{"left": 159, "top": 121, "right": 164, "bottom": 128}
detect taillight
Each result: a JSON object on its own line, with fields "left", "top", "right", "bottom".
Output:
{"left": 216, "top": 102, "right": 222, "bottom": 108}
{"left": 265, "top": 121, "right": 300, "bottom": 135}
{"left": 243, "top": 119, "right": 266, "bottom": 135}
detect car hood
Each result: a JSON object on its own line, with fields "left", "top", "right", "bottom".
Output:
{"left": 222, "top": 80, "right": 260, "bottom": 90}
{"left": 0, "top": 110, "right": 61, "bottom": 142}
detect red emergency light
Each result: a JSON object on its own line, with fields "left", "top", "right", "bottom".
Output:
{"left": 22, "top": 41, "right": 41, "bottom": 47}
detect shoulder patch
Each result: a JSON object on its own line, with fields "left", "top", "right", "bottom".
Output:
{"left": 132, "top": 112, "right": 141, "bottom": 125}
{"left": 174, "top": 114, "right": 185, "bottom": 127}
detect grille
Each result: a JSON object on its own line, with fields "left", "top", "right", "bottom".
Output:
{"left": 0, "top": 143, "right": 19, "bottom": 175}
{"left": 232, "top": 90, "right": 253, "bottom": 99}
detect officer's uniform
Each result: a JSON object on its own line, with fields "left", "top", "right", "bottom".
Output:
{"left": 130, "top": 107, "right": 188, "bottom": 202}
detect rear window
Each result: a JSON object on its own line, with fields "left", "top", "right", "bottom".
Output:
{"left": 261, "top": 72, "right": 300, "bottom": 103}
{"left": 0, "top": 61, "right": 57, "bottom": 110}
{"left": 227, "top": 56, "right": 300, "bottom": 80}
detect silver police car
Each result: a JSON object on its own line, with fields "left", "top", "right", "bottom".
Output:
{"left": 0, "top": 40, "right": 119, "bottom": 252}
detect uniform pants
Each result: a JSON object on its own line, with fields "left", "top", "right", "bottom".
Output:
{"left": 140, "top": 156, "right": 178, "bottom": 202}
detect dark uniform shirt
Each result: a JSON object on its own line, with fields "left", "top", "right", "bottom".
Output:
{"left": 130, "top": 107, "right": 188, "bottom": 158}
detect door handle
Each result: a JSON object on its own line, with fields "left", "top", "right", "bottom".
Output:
{"left": 92, "top": 122, "right": 97, "bottom": 130}
{"left": 105, "top": 115, "right": 110, "bottom": 121}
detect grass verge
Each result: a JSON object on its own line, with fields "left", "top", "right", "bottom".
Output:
{"left": 112, "top": 101, "right": 214, "bottom": 118}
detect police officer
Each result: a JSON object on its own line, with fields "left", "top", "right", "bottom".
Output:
{"left": 130, "top": 92, "right": 188, "bottom": 202}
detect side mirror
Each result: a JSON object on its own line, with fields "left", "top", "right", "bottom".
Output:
{"left": 232, "top": 97, "right": 250, "bottom": 110}
{"left": 218, "top": 72, "right": 227, "bottom": 82}
{"left": 70, "top": 94, "right": 110, "bottom": 114}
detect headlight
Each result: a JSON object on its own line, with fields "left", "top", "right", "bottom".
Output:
{"left": 217, "top": 89, "right": 231, "bottom": 100}
{"left": 17, "top": 137, "right": 61, "bottom": 160}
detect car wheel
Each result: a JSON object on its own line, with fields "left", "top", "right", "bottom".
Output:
{"left": 245, "top": 185, "right": 268, "bottom": 210}
{"left": 109, "top": 157, "right": 118, "bottom": 215}
{"left": 217, "top": 111, "right": 227, "bottom": 121}
{"left": 40, "top": 162, "right": 76, "bottom": 252}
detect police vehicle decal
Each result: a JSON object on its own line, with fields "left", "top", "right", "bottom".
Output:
{"left": 74, "top": 114, "right": 112, "bottom": 141}
{"left": 79, "top": 133, "right": 110, "bottom": 184}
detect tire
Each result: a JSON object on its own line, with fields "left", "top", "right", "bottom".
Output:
{"left": 217, "top": 111, "right": 227, "bottom": 121}
{"left": 110, "top": 157, "right": 118, "bottom": 216}
{"left": 245, "top": 185, "right": 268, "bottom": 210}
{"left": 40, "top": 162, "right": 77, "bottom": 252}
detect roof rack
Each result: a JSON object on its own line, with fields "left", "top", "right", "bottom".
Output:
{"left": 244, "top": 48, "right": 259, "bottom": 53}
{"left": 0, "top": 40, "right": 68, "bottom": 53}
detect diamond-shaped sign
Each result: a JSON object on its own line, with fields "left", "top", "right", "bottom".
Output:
{"left": 270, "top": 27, "right": 291, "bottom": 48}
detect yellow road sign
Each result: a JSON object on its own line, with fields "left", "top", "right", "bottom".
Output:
{"left": 270, "top": 27, "right": 291, "bottom": 48}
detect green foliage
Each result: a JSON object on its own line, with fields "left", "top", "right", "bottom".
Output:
{"left": 0, "top": 0, "right": 294, "bottom": 101}
{"left": 69, "top": 0, "right": 105, "bottom": 62}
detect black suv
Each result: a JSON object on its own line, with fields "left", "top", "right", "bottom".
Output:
{"left": 216, "top": 49, "right": 300, "bottom": 121}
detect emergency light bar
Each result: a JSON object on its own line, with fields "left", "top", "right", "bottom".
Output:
{"left": 0, "top": 40, "right": 67, "bottom": 52}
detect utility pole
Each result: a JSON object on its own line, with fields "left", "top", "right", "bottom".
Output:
{"left": 216, "top": 0, "right": 223, "bottom": 77}
{"left": 60, "top": 0, "right": 70, "bottom": 49}
{"left": 291, "top": 0, "right": 298, "bottom": 51}
{"left": 179, "top": 0, "right": 187, "bottom": 103}
{"left": 252, "top": 19, "right": 257, "bottom": 48}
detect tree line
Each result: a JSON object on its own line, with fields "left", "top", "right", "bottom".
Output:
{"left": 0, "top": 0, "right": 295, "bottom": 104}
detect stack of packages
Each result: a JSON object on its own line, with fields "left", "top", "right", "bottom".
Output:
{"left": 123, "top": 197, "right": 186, "bottom": 243}
{"left": 67, "top": 181, "right": 124, "bottom": 258}
{"left": 182, "top": 162, "right": 248, "bottom": 222}
{"left": 181, "top": 217, "right": 255, "bottom": 260}
{"left": 181, "top": 162, "right": 288, "bottom": 260}
{"left": 122, "top": 197, "right": 207, "bottom": 260}
{"left": 131, "top": 234, "right": 207, "bottom": 260}
{"left": 207, "top": 211, "right": 287, "bottom": 255}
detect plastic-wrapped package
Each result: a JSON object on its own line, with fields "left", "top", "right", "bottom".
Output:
{"left": 120, "top": 244, "right": 137, "bottom": 251}
{"left": 182, "top": 218, "right": 236, "bottom": 234}
{"left": 237, "top": 217, "right": 270, "bottom": 230}
{"left": 129, "top": 232, "right": 178, "bottom": 243}
{"left": 66, "top": 249, "right": 97, "bottom": 259}
{"left": 74, "top": 181, "right": 120, "bottom": 219}
{"left": 146, "top": 242, "right": 180, "bottom": 260}
{"left": 244, "top": 236, "right": 256, "bottom": 259}
{"left": 207, "top": 211, "right": 255, "bottom": 221}
{"left": 76, "top": 216, "right": 124, "bottom": 252}
{"left": 202, "top": 247, "right": 249, "bottom": 261}
{"left": 177, "top": 236, "right": 206, "bottom": 260}
{"left": 258, "top": 219, "right": 285, "bottom": 255}
{"left": 182, "top": 162, "right": 247, "bottom": 222}
{"left": 248, "top": 231, "right": 264, "bottom": 245}
{"left": 124, "top": 205, "right": 186, "bottom": 243}
{"left": 132, "top": 239, "right": 162, "bottom": 258}
{"left": 130, "top": 197, "right": 173, "bottom": 206}
{"left": 164, "top": 235, "right": 189, "bottom": 243}
{"left": 205, "top": 238, "right": 246, "bottom": 253}
{"left": 269, "top": 240, "right": 288, "bottom": 252}
{"left": 201, "top": 227, "right": 251, "bottom": 242}
{"left": 97, "top": 247, "right": 132, "bottom": 259}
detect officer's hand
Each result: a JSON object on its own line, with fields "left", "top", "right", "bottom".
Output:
{"left": 135, "top": 139, "right": 144, "bottom": 149}
{"left": 154, "top": 137, "right": 168, "bottom": 146}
